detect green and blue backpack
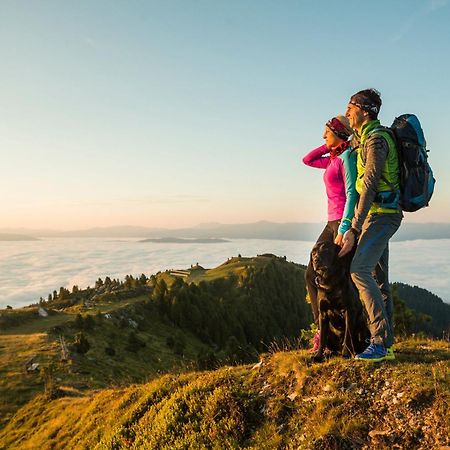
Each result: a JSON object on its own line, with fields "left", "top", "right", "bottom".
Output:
{"left": 370, "top": 114, "right": 435, "bottom": 212}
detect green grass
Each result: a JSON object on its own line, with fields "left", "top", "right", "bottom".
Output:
{"left": 0, "top": 310, "right": 72, "bottom": 335}
{"left": 1, "top": 254, "right": 448, "bottom": 448}
{"left": 0, "top": 255, "right": 288, "bottom": 430}
{"left": 186, "top": 255, "right": 277, "bottom": 283}
{"left": 0, "top": 295, "right": 209, "bottom": 430}
{"left": 0, "top": 333, "right": 60, "bottom": 427}
{"left": 156, "top": 255, "right": 283, "bottom": 286}
{"left": 0, "top": 338, "right": 448, "bottom": 449}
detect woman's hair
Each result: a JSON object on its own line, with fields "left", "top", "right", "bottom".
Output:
{"left": 350, "top": 88, "right": 382, "bottom": 119}
{"left": 326, "top": 115, "right": 353, "bottom": 140}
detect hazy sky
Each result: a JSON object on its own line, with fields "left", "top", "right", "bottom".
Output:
{"left": 1, "top": 0, "right": 449, "bottom": 230}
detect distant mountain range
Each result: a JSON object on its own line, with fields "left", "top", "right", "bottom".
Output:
{"left": 140, "top": 237, "right": 230, "bottom": 244}
{"left": 1, "top": 221, "right": 450, "bottom": 241}
{"left": 0, "top": 233, "right": 39, "bottom": 241}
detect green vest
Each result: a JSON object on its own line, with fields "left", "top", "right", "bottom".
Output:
{"left": 356, "top": 120, "right": 400, "bottom": 213}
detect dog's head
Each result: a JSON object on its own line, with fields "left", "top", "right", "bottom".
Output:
{"left": 311, "top": 241, "right": 341, "bottom": 279}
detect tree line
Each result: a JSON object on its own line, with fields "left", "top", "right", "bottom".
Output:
{"left": 149, "top": 258, "right": 312, "bottom": 360}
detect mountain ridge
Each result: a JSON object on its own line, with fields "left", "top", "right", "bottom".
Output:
{"left": 2, "top": 221, "right": 450, "bottom": 241}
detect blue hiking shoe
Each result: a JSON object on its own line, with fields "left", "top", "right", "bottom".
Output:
{"left": 385, "top": 346, "right": 395, "bottom": 361}
{"left": 355, "top": 343, "right": 387, "bottom": 362}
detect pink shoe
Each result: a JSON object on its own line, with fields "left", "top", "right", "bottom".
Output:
{"left": 309, "top": 331, "right": 320, "bottom": 353}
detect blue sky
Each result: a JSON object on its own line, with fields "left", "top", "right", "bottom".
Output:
{"left": 0, "top": 0, "right": 449, "bottom": 229}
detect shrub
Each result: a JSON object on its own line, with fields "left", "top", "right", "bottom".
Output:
{"left": 166, "top": 336, "right": 175, "bottom": 348}
{"left": 40, "top": 363, "right": 62, "bottom": 400}
{"left": 49, "top": 325, "right": 64, "bottom": 335}
{"left": 84, "top": 315, "right": 95, "bottom": 331}
{"left": 105, "top": 346, "right": 116, "bottom": 357}
{"left": 196, "top": 351, "right": 218, "bottom": 370}
{"left": 125, "top": 331, "right": 146, "bottom": 353}
{"left": 299, "top": 323, "right": 319, "bottom": 348}
{"left": 72, "top": 332, "right": 90, "bottom": 355}
{"left": 73, "top": 314, "right": 84, "bottom": 330}
{"left": 173, "top": 332, "right": 186, "bottom": 356}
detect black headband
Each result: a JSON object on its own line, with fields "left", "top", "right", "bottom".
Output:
{"left": 350, "top": 93, "right": 380, "bottom": 115}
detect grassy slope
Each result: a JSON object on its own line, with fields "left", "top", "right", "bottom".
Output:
{"left": 0, "top": 297, "right": 208, "bottom": 429}
{"left": 0, "top": 333, "right": 59, "bottom": 430}
{"left": 2, "top": 255, "right": 448, "bottom": 448}
{"left": 189, "top": 256, "right": 254, "bottom": 281}
{"left": 162, "top": 255, "right": 283, "bottom": 286}
{"left": 0, "top": 338, "right": 448, "bottom": 450}
{"left": 0, "top": 255, "right": 283, "bottom": 429}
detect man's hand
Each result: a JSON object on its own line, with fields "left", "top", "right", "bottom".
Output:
{"left": 334, "top": 233, "right": 344, "bottom": 247}
{"left": 338, "top": 229, "right": 355, "bottom": 257}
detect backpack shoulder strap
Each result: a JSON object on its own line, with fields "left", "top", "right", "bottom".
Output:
{"left": 364, "top": 127, "right": 397, "bottom": 191}
{"left": 366, "top": 126, "right": 396, "bottom": 143}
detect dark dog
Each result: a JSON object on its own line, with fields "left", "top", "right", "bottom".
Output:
{"left": 310, "top": 240, "right": 369, "bottom": 362}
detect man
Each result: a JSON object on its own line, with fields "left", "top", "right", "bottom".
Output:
{"left": 339, "top": 88, "right": 402, "bottom": 362}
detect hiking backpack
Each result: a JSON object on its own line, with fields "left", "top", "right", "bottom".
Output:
{"left": 390, "top": 114, "right": 435, "bottom": 212}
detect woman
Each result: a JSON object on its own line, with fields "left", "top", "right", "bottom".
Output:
{"left": 302, "top": 115, "right": 357, "bottom": 352}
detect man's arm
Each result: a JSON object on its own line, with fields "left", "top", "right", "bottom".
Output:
{"left": 339, "top": 135, "right": 389, "bottom": 257}
{"left": 352, "top": 135, "right": 389, "bottom": 231}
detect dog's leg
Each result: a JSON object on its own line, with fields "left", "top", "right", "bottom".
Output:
{"left": 342, "top": 310, "right": 354, "bottom": 357}
{"left": 343, "top": 281, "right": 368, "bottom": 356}
{"left": 311, "top": 297, "right": 329, "bottom": 363}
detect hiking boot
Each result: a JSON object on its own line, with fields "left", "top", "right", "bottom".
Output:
{"left": 385, "top": 346, "right": 395, "bottom": 361}
{"left": 355, "top": 343, "right": 387, "bottom": 362}
{"left": 308, "top": 331, "right": 320, "bottom": 353}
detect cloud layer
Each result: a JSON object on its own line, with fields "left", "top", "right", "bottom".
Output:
{"left": 1, "top": 238, "right": 448, "bottom": 308}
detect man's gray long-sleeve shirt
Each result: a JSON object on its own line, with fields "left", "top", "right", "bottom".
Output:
{"left": 352, "top": 134, "right": 390, "bottom": 231}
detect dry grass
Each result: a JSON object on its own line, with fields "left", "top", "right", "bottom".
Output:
{"left": 0, "top": 338, "right": 447, "bottom": 449}
{"left": 0, "top": 333, "right": 60, "bottom": 427}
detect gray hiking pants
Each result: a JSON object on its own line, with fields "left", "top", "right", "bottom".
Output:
{"left": 350, "top": 212, "right": 403, "bottom": 348}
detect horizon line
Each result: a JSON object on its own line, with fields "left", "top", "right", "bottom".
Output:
{"left": 1, "top": 220, "right": 450, "bottom": 234}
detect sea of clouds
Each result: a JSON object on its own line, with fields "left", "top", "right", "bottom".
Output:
{"left": 0, "top": 238, "right": 449, "bottom": 308}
